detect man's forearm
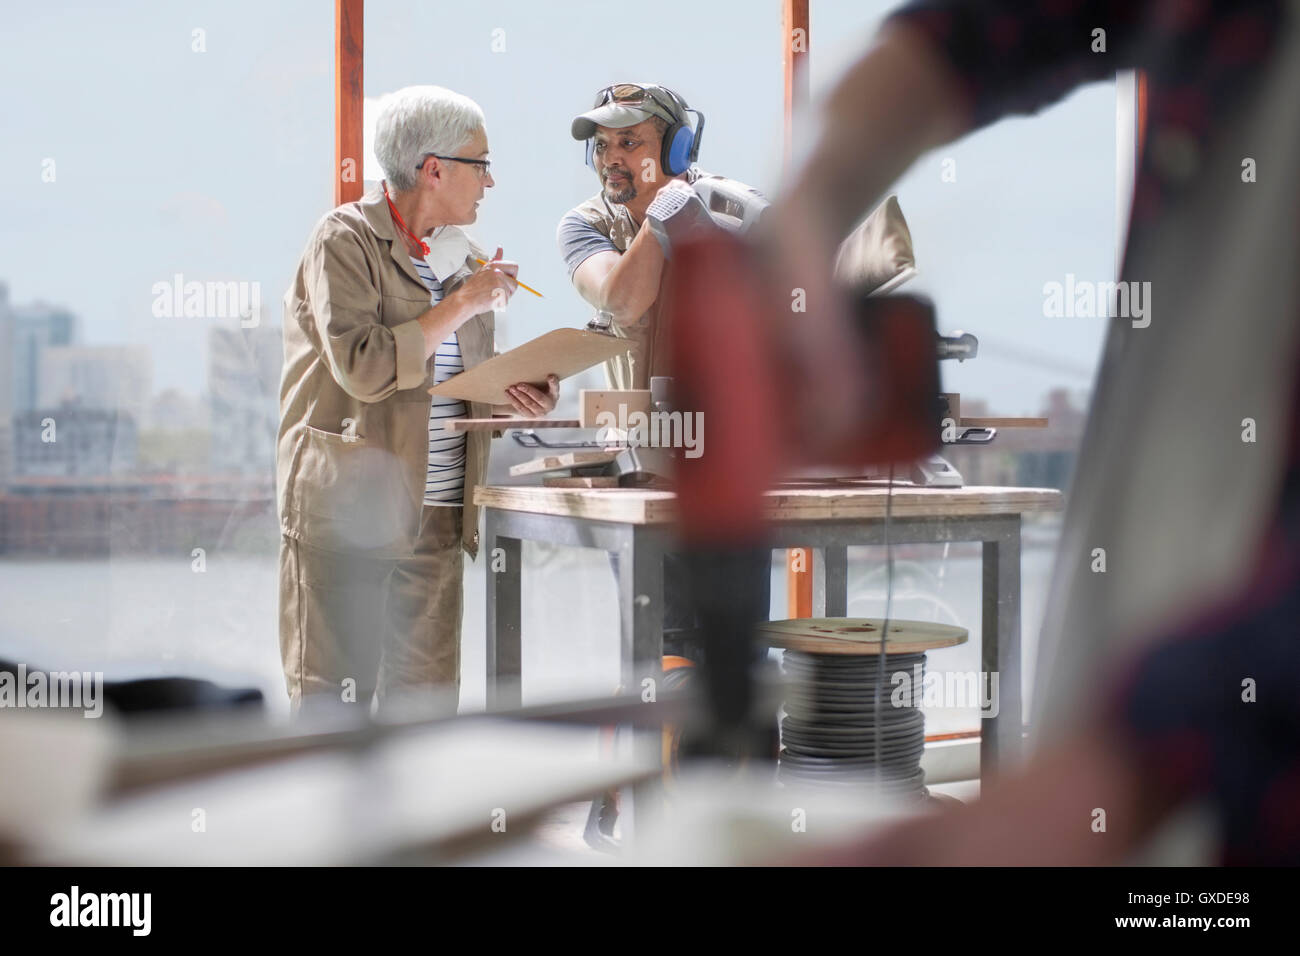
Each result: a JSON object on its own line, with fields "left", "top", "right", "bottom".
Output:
{"left": 597, "top": 226, "right": 666, "bottom": 325}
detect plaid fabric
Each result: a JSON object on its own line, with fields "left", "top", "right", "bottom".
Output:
{"left": 890, "top": 0, "right": 1297, "bottom": 864}
{"left": 1102, "top": 366, "right": 1300, "bottom": 865}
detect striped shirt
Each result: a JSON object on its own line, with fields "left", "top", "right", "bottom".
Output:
{"left": 410, "top": 256, "right": 466, "bottom": 506}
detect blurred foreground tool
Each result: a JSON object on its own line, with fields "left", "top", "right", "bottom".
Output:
{"left": 664, "top": 229, "right": 941, "bottom": 754}
{"left": 667, "top": 231, "right": 940, "bottom": 545}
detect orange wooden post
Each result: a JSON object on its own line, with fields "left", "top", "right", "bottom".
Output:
{"left": 783, "top": 0, "right": 813, "bottom": 617}
{"left": 787, "top": 548, "right": 813, "bottom": 618}
{"left": 334, "top": 0, "right": 364, "bottom": 206}
{"left": 1136, "top": 70, "right": 1149, "bottom": 165}
{"left": 782, "top": 0, "right": 809, "bottom": 175}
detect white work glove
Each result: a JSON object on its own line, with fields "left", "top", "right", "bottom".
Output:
{"left": 644, "top": 180, "right": 714, "bottom": 257}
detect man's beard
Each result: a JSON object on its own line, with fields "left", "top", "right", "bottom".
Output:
{"left": 603, "top": 170, "right": 637, "bottom": 204}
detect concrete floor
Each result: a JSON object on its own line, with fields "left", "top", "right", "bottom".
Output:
{"left": 469, "top": 777, "right": 982, "bottom": 864}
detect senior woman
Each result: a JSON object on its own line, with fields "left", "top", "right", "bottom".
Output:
{"left": 277, "top": 85, "right": 558, "bottom": 715}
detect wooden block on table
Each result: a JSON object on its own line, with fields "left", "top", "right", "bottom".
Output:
{"left": 508, "top": 450, "right": 620, "bottom": 477}
{"left": 579, "top": 389, "right": 651, "bottom": 428}
{"left": 442, "top": 418, "right": 580, "bottom": 433}
{"left": 542, "top": 476, "right": 618, "bottom": 488}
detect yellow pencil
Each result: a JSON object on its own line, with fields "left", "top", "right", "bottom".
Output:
{"left": 474, "top": 258, "right": 543, "bottom": 297}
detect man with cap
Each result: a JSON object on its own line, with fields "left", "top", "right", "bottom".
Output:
{"left": 557, "top": 82, "right": 769, "bottom": 390}
{"left": 556, "top": 82, "right": 771, "bottom": 676}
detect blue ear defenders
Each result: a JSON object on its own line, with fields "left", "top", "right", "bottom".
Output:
{"left": 655, "top": 86, "right": 705, "bottom": 176}
{"left": 584, "top": 84, "right": 705, "bottom": 177}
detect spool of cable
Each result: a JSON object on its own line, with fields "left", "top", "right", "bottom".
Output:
{"left": 757, "top": 618, "right": 968, "bottom": 800}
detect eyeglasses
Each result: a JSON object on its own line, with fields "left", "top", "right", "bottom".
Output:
{"left": 417, "top": 154, "right": 492, "bottom": 178}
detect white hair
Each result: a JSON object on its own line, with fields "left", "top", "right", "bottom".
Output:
{"left": 374, "top": 85, "right": 486, "bottom": 192}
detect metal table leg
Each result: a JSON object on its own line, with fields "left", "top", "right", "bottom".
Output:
{"left": 616, "top": 525, "right": 665, "bottom": 840}
{"left": 485, "top": 509, "right": 522, "bottom": 710}
{"left": 980, "top": 514, "right": 1023, "bottom": 778}
{"left": 824, "top": 546, "right": 849, "bottom": 617}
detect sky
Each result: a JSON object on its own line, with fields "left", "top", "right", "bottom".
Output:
{"left": 0, "top": 0, "right": 1117, "bottom": 417}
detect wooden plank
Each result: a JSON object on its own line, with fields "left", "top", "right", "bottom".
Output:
{"left": 961, "top": 417, "right": 1049, "bottom": 429}
{"left": 762, "top": 486, "right": 1062, "bottom": 521}
{"left": 475, "top": 485, "right": 1064, "bottom": 525}
{"left": 477, "top": 486, "right": 671, "bottom": 522}
{"left": 508, "top": 451, "right": 619, "bottom": 477}
{"left": 334, "top": 0, "right": 364, "bottom": 206}
{"left": 543, "top": 476, "right": 618, "bottom": 489}
{"left": 579, "top": 389, "right": 651, "bottom": 428}
{"left": 442, "top": 418, "right": 579, "bottom": 433}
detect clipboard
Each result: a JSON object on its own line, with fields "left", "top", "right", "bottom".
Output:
{"left": 428, "top": 328, "right": 631, "bottom": 405}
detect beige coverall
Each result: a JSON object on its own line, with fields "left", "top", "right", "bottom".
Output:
{"left": 276, "top": 186, "right": 495, "bottom": 714}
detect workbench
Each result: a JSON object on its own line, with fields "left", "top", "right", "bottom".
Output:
{"left": 477, "top": 483, "right": 1062, "bottom": 818}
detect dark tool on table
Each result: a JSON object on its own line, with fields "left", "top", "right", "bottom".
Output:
{"left": 781, "top": 329, "right": 1050, "bottom": 488}
{"left": 500, "top": 376, "right": 683, "bottom": 487}
{"left": 845, "top": 331, "right": 1047, "bottom": 487}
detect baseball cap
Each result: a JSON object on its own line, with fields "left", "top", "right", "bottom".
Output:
{"left": 570, "top": 83, "right": 685, "bottom": 140}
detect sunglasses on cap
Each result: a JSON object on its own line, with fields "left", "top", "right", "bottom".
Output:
{"left": 592, "top": 83, "right": 684, "bottom": 124}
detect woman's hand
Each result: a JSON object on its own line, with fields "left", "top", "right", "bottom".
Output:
{"left": 505, "top": 374, "right": 559, "bottom": 417}
{"left": 450, "top": 246, "right": 518, "bottom": 317}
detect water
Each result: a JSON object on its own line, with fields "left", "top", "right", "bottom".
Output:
{"left": 0, "top": 541, "right": 1058, "bottom": 733}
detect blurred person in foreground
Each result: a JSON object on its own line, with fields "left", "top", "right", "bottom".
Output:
{"left": 759, "top": 0, "right": 1300, "bottom": 864}
{"left": 277, "top": 85, "right": 557, "bottom": 716}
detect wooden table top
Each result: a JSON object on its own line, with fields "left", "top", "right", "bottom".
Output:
{"left": 475, "top": 484, "right": 1063, "bottom": 525}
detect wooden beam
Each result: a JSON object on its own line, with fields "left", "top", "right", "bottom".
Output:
{"left": 784, "top": 0, "right": 812, "bottom": 613}
{"left": 788, "top": 548, "right": 814, "bottom": 620}
{"left": 782, "top": 0, "right": 810, "bottom": 176}
{"left": 334, "top": 0, "right": 364, "bottom": 206}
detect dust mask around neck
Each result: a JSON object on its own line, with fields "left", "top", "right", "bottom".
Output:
{"left": 423, "top": 225, "right": 473, "bottom": 282}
